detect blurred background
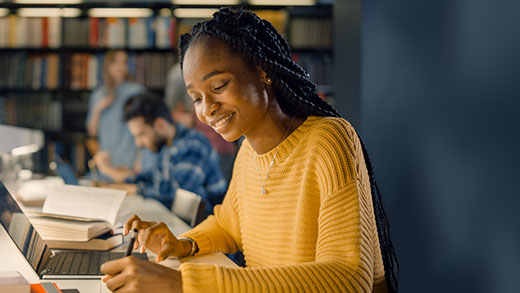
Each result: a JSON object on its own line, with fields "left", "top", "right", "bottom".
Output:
{"left": 1, "top": 0, "right": 519, "bottom": 292}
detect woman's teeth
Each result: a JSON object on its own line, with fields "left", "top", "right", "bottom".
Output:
{"left": 214, "top": 114, "right": 233, "bottom": 128}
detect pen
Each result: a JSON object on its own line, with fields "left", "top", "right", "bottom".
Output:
{"left": 125, "top": 228, "right": 138, "bottom": 257}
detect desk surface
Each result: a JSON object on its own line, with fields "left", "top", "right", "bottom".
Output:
{"left": 0, "top": 193, "right": 235, "bottom": 293}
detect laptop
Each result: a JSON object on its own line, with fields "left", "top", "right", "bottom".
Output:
{"left": 0, "top": 181, "right": 146, "bottom": 279}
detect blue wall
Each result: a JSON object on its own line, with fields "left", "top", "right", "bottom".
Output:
{"left": 359, "top": 0, "right": 520, "bottom": 292}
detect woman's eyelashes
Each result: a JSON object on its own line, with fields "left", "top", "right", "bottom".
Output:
{"left": 190, "top": 80, "right": 230, "bottom": 104}
{"left": 213, "top": 80, "right": 230, "bottom": 92}
{"left": 192, "top": 96, "right": 201, "bottom": 104}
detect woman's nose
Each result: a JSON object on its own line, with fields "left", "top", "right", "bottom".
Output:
{"left": 202, "top": 95, "right": 220, "bottom": 117}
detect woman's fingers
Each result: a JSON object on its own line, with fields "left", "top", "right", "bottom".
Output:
{"left": 123, "top": 215, "right": 141, "bottom": 235}
{"left": 103, "top": 257, "right": 182, "bottom": 293}
{"left": 139, "top": 222, "right": 177, "bottom": 258}
{"left": 142, "top": 222, "right": 169, "bottom": 246}
{"left": 100, "top": 257, "right": 125, "bottom": 277}
{"left": 156, "top": 249, "right": 174, "bottom": 263}
{"left": 103, "top": 258, "right": 136, "bottom": 292}
{"left": 105, "top": 273, "right": 127, "bottom": 292}
{"left": 123, "top": 215, "right": 158, "bottom": 252}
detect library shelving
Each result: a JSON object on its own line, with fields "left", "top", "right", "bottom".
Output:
{"left": 0, "top": 2, "right": 334, "bottom": 174}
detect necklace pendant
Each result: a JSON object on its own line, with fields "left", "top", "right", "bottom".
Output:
{"left": 261, "top": 186, "right": 266, "bottom": 195}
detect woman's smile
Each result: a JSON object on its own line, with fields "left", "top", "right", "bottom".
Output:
{"left": 210, "top": 112, "right": 235, "bottom": 133}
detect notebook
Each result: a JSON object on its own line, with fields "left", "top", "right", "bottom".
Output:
{"left": 0, "top": 181, "right": 146, "bottom": 280}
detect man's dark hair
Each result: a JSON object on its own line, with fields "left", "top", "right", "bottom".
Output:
{"left": 179, "top": 8, "right": 399, "bottom": 292}
{"left": 124, "top": 92, "right": 174, "bottom": 125}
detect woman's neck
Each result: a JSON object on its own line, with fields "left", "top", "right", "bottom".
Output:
{"left": 246, "top": 113, "right": 305, "bottom": 154}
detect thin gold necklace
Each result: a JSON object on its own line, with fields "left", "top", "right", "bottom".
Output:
{"left": 255, "top": 117, "right": 295, "bottom": 196}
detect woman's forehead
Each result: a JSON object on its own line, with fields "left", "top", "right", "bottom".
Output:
{"left": 183, "top": 40, "right": 250, "bottom": 78}
{"left": 187, "top": 38, "right": 234, "bottom": 62}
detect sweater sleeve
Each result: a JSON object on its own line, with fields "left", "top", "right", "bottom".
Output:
{"left": 180, "top": 182, "right": 375, "bottom": 292}
{"left": 179, "top": 175, "right": 242, "bottom": 255}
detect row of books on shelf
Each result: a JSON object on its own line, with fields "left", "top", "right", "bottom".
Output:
{"left": 289, "top": 17, "right": 332, "bottom": 49}
{"left": 0, "top": 53, "right": 60, "bottom": 90}
{"left": 0, "top": 94, "right": 62, "bottom": 131}
{"left": 292, "top": 52, "right": 333, "bottom": 86}
{"left": 0, "top": 13, "right": 331, "bottom": 50}
{"left": 0, "top": 52, "right": 176, "bottom": 90}
{"left": 0, "top": 15, "right": 179, "bottom": 49}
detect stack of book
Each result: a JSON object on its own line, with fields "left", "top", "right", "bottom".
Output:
{"left": 26, "top": 185, "right": 127, "bottom": 251}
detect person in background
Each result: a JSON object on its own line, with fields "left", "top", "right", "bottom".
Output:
{"left": 86, "top": 50, "right": 146, "bottom": 181}
{"left": 164, "top": 62, "right": 195, "bottom": 128}
{"left": 165, "top": 62, "right": 237, "bottom": 182}
{"left": 94, "top": 92, "right": 227, "bottom": 217}
{"left": 101, "top": 8, "right": 398, "bottom": 293}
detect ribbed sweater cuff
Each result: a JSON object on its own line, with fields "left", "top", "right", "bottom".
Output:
{"left": 180, "top": 263, "right": 220, "bottom": 292}
{"left": 180, "top": 229, "right": 213, "bottom": 255}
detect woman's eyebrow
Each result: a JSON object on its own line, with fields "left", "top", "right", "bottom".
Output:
{"left": 186, "top": 70, "right": 225, "bottom": 90}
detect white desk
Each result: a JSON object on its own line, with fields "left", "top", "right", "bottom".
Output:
{"left": 0, "top": 194, "right": 236, "bottom": 293}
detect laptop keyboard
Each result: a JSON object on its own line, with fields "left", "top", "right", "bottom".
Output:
{"left": 43, "top": 251, "right": 126, "bottom": 275}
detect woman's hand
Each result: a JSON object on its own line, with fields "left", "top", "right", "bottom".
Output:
{"left": 96, "top": 93, "right": 115, "bottom": 112}
{"left": 93, "top": 151, "right": 112, "bottom": 172}
{"left": 124, "top": 215, "right": 192, "bottom": 262}
{"left": 87, "top": 93, "right": 115, "bottom": 137}
{"left": 101, "top": 256, "right": 182, "bottom": 293}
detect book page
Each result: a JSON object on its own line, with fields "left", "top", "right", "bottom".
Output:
{"left": 42, "top": 185, "right": 126, "bottom": 226}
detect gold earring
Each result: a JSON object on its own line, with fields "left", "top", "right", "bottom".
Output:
{"left": 265, "top": 77, "right": 272, "bottom": 85}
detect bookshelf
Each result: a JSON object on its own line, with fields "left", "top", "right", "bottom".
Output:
{"left": 0, "top": 1, "right": 334, "bottom": 175}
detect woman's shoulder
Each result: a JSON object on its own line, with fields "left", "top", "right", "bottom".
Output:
{"left": 120, "top": 81, "right": 145, "bottom": 93}
{"left": 304, "top": 116, "right": 361, "bottom": 186}
{"left": 90, "top": 86, "right": 105, "bottom": 97}
{"left": 305, "top": 116, "right": 358, "bottom": 144}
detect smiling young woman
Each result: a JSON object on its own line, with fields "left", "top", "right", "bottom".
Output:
{"left": 182, "top": 34, "right": 304, "bottom": 153}
{"left": 100, "top": 8, "right": 398, "bottom": 293}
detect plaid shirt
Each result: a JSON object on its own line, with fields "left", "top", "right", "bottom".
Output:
{"left": 127, "top": 123, "right": 227, "bottom": 216}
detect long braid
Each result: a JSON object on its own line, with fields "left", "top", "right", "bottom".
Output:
{"left": 180, "top": 8, "right": 398, "bottom": 292}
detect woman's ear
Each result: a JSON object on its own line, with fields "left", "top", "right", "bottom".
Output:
{"left": 258, "top": 69, "right": 271, "bottom": 85}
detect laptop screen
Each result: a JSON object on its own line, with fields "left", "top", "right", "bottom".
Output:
{"left": 0, "top": 181, "right": 52, "bottom": 275}
{"left": 54, "top": 154, "right": 79, "bottom": 185}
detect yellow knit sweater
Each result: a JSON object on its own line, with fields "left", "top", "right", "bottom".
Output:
{"left": 180, "top": 116, "right": 387, "bottom": 292}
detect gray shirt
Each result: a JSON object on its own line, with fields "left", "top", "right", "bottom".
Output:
{"left": 164, "top": 63, "right": 192, "bottom": 112}
{"left": 86, "top": 81, "right": 144, "bottom": 168}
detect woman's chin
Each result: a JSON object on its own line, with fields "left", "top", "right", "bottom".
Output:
{"left": 219, "top": 132, "right": 240, "bottom": 142}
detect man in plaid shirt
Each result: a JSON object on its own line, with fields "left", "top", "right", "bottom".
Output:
{"left": 94, "top": 92, "right": 227, "bottom": 217}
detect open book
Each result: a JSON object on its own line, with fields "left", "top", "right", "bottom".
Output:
{"left": 27, "top": 185, "right": 126, "bottom": 242}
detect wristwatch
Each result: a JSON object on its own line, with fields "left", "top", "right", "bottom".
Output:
{"left": 178, "top": 237, "right": 198, "bottom": 257}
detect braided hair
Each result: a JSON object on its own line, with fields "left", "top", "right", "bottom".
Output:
{"left": 179, "top": 8, "right": 399, "bottom": 292}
